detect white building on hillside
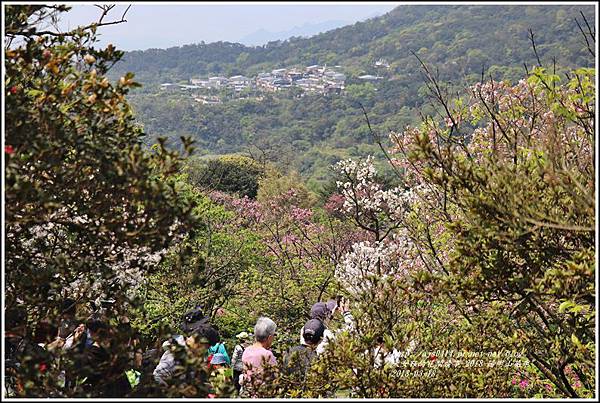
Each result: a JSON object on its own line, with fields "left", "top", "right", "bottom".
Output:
{"left": 228, "top": 75, "right": 252, "bottom": 91}
{"left": 358, "top": 74, "right": 382, "bottom": 81}
{"left": 271, "top": 68, "right": 287, "bottom": 77}
{"left": 208, "top": 76, "right": 229, "bottom": 87}
{"left": 190, "top": 78, "right": 211, "bottom": 87}
{"left": 374, "top": 58, "right": 390, "bottom": 68}
{"left": 160, "top": 83, "right": 180, "bottom": 91}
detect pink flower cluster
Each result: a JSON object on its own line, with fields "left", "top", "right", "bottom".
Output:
{"left": 324, "top": 193, "right": 346, "bottom": 216}
{"left": 290, "top": 206, "right": 313, "bottom": 223}
{"left": 208, "top": 191, "right": 263, "bottom": 224}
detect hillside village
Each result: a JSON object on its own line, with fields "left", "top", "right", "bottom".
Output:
{"left": 160, "top": 60, "right": 388, "bottom": 104}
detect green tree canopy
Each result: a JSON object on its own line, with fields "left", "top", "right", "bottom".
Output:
{"left": 5, "top": 5, "right": 198, "bottom": 396}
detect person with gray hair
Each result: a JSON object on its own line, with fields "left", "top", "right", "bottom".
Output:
{"left": 254, "top": 317, "right": 277, "bottom": 343}
{"left": 239, "top": 317, "right": 277, "bottom": 394}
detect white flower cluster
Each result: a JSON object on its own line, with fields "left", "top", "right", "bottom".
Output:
{"left": 65, "top": 244, "right": 168, "bottom": 302}
{"left": 334, "top": 157, "right": 410, "bottom": 220}
{"left": 12, "top": 213, "right": 172, "bottom": 306}
{"left": 335, "top": 156, "right": 377, "bottom": 182}
{"left": 332, "top": 158, "right": 431, "bottom": 296}
{"left": 337, "top": 239, "right": 411, "bottom": 297}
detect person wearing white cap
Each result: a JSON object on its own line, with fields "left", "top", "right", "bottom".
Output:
{"left": 231, "top": 331, "right": 252, "bottom": 392}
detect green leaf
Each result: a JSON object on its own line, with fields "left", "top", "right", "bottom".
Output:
{"left": 571, "top": 333, "right": 582, "bottom": 348}
{"left": 558, "top": 301, "right": 574, "bottom": 313}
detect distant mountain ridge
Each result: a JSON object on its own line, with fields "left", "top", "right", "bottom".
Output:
{"left": 239, "top": 20, "right": 351, "bottom": 46}
{"left": 237, "top": 8, "right": 389, "bottom": 46}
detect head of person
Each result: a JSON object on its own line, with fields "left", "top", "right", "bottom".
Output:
{"left": 302, "top": 319, "right": 325, "bottom": 348}
{"left": 310, "top": 300, "right": 336, "bottom": 324}
{"left": 34, "top": 320, "right": 58, "bottom": 345}
{"left": 180, "top": 305, "right": 208, "bottom": 334}
{"left": 5, "top": 306, "right": 28, "bottom": 336}
{"left": 186, "top": 324, "right": 218, "bottom": 353}
{"left": 117, "top": 316, "right": 132, "bottom": 334}
{"left": 236, "top": 331, "right": 251, "bottom": 345}
{"left": 208, "top": 327, "right": 220, "bottom": 347}
{"left": 184, "top": 305, "right": 204, "bottom": 321}
{"left": 86, "top": 319, "right": 110, "bottom": 348}
{"left": 254, "top": 317, "right": 277, "bottom": 349}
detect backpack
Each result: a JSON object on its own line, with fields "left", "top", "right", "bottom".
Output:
{"left": 232, "top": 344, "right": 245, "bottom": 372}
{"left": 5, "top": 335, "right": 25, "bottom": 397}
{"left": 284, "top": 345, "right": 315, "bottom": 377}
{"left": 5, "top": 335, "right": 50, "bottom": 396}
{"left": 183, "top": 306, "right": 205, "bottom": 323}
{"left": 180, "top": 307, "right": 210, "bottom": 333}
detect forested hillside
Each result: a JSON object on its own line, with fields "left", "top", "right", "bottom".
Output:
{"left": 6, "top": 4, "right": 596, "bottom": 398}
{"left": 109, "top": 5, "right": 594, "bottom": 188}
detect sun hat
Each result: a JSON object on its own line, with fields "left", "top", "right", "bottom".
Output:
{"left": 310, "top": 302, "right": 328, "bottom": 321}
{"left": 210, "top": 353, "right": 228, "bottom": 365}
{"left": 180, "top": 306, "right": 210, "bottom": 334}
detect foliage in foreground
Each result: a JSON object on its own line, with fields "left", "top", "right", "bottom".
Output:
{"left": 287, "top": 64, "right": 595, "bottom": 398}
{"left": 4, "top": 5, "right": 201, "bottom": 397}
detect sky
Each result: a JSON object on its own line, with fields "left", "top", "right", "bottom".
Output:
{"left": 57, "top": 2, "right": 400, "bottom": 51}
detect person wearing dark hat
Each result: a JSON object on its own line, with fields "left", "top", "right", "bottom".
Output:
{"left": 179, "top": 306, "right": 210, "bottom": 334}
{"left": 313, "top": 300, "right": 338, "bottom": 321}
{"left": 284, "top": 319, "right": 326, "bottom": 378}
{"left": 299, "top": 299, "right": 353, "bottom": 355}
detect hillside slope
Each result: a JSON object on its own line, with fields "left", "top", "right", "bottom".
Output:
{"left": 107, "top": 5, "right": 595, "bottom": 189}
{"left": 110, "top": 5, "right": 594, "bottom": 83}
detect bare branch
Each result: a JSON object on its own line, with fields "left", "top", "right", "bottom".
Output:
{"left": 575, "top": 14, "right": 595, "bottom": 57}
{"left": 410, "top": 50, "right": 473, "bottom": 159}
{"left": 528, "top": 28, "right": 543, "bottom": 67}
{"left": 580, "top": 11, "right": 595, "bottom": 41}
{"left": 357, "top": 102, "right": 402, "bottom": 179}
{"left": 523, "top": 217, "right": 594, "bottom": 233}
{"left": 11, "top": 4, "right": 132, "bottom": 38}
{"left": 94, "top": 4, "right": 115, "bottom": 25}
{"left": 121, "top": 4, "right": 132, "bottom": 21}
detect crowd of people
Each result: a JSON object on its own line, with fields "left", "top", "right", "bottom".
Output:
{"left": 4, "top": 296, "right": 355, "bottom": 398}
{"left": 5, "top": 298, "right": 139, "bottom": 397}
